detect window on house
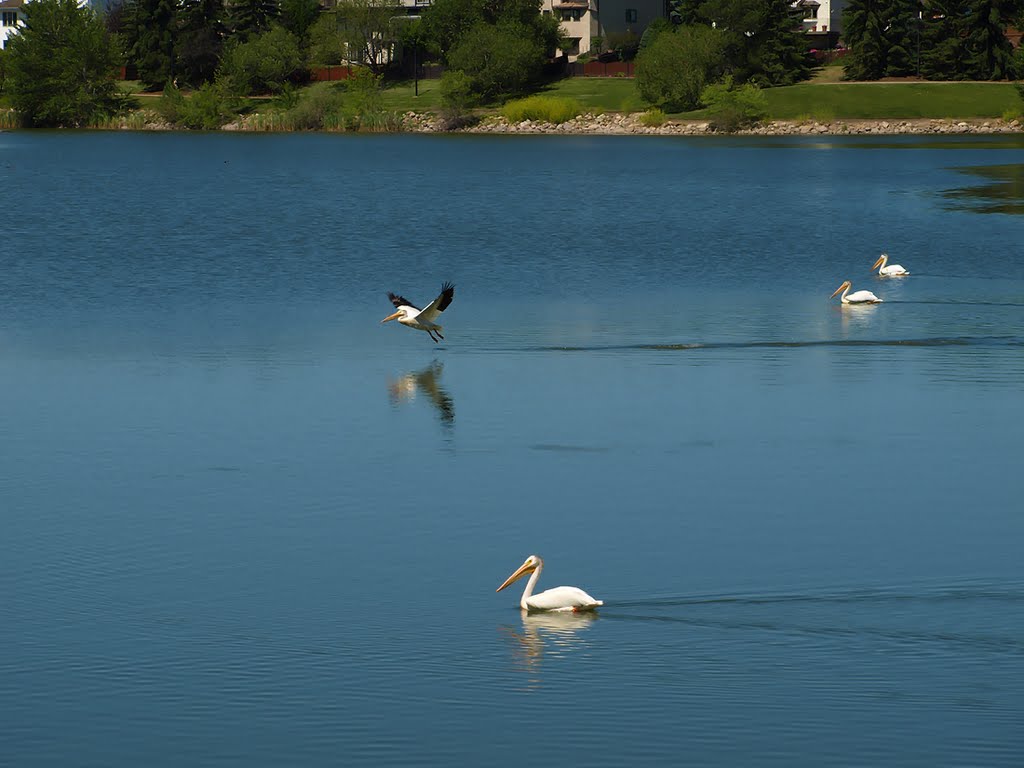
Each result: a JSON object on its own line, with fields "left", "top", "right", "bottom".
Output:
{"left": 625, "top": 9, "right": 638, "bottom": 22}
{"left": 2, "top": 11, "right": 19, "bottom": 26}
{"left": 561, "top": 8, "right": 583, "bottom": 20}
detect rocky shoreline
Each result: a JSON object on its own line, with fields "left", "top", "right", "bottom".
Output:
{"left": 98, "top": 108, "right": 1024, "bottom": 135}
{"left": 404, "top": 111, "right": 1023, "bottom": 136}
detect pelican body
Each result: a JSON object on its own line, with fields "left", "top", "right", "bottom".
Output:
{"left": 496, "top": 555, "right": 603, "bottom": 612}
{"left": 381, "top": 282, "right": 455, "bottom": 343}
{"left": 872, "top": 253, "right": 909, "bottom": 276}
{"left": 831, "top": 280, "right": 882, "bottom": 304}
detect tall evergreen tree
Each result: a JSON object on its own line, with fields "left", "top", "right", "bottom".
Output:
{"left": 842, "top": 0, "right": 889, "bottom": 79}
{"left": 881, "top": 0, "right": 920, "bottom": 76}
{"left": 176, "top": 0, "right": 225, "bottom": 85}
{"left": 279, "top": 0, "right": 321, "bottom": 47}
{"left": 963, "top": 0, "right": 1018, "bottom": 79}
{"left": 131, "top": 0, "right": 178, "bottom": 88}
{"left": 700, "top": 0, "right": 810, "bottom": 85}
{"left": 919, "top": 0, "right": 971, "bottom": 79}
{"left": 748, "top": 0, "right": 810, "bottom": 85}
{"left": 227, "top": 0, "right": 280, "bottom": 41}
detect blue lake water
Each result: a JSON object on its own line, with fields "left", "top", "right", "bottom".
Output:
{"left": 2, "top": 132, "right": 1023, "bottom": 766}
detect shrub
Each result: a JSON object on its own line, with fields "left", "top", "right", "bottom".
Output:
{"left": 158, "top": 80, "right": 238, "bottom": 130}
{"left": 502, "top": 95, "right": 581, "bottom": 124}
{"left": 639, "top": 107, "right": 667, "bottom": 127}
{"left": 635, "top": 25, "right": 726, "bottom": 111}
{"left": 285, "top": 82, "right": 346, "bottom": 130}
{"left": 219, "top": 26, "right": 305, "bottom": 96}
{"left": 447, "top": 22, "right": 546, "bottom": 100}
{"left": 700, "top": 79, "right": 768, "bottom": 132}
{"left": 439, "top": 70, "right": 478, "bottom": 124}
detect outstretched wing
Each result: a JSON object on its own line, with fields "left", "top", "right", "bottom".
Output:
{"left": 387, "top": 292, "right": 419, "bottom": 311}
{"left": 418, "top": 282, "right": 455, "bottom": 322}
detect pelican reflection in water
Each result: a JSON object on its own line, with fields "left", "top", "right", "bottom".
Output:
{"left": 388, "top": 361, "right": 454, "bottom": 425}
{"left": 502, "top": 610, "right": 598, "bottom": 686}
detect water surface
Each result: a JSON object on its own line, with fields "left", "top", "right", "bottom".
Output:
{"left": 2, "top": 132, "right": 1023, "bottom": 767}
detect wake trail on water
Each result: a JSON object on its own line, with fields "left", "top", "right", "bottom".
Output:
{"left": 508, "top": 335, "right": 1024, "bottom": 354}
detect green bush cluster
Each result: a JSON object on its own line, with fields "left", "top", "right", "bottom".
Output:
{"left": 158, "top": 80, "right": 239, "bottom": 129}
{"left": 502, "top": 95, "right": 582, "bottom": 124}
{"left": 639, "top": 108, "right": 667, "bottom": 127}
{"left": 700, "top": 79, "right": 768, "bottom": 132}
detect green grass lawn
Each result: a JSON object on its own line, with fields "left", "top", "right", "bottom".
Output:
{"left": 378, "top": 76, "right": 1020, "bottom": 120}
{"left": 761, "top": 82, "right": 1021, "bottom": 120}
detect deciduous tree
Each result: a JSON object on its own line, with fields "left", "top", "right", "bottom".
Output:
{"left": 5, "top": 0, "right": 124, "bottom": 126}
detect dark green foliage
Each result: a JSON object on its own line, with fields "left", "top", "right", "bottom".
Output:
{"left": 700, "top": 76, "right": 768, "bottom": 130}
{"left": 439, "top": 69, "right": 477, "bottom": 118}
{"left": 228, "top": 0, "right": 280, "bottom": 41}
{"left": 919, "top": 0, "right": 970, "bottom": 79}
{"left": 842, "top": 0, "right": 887, "bottom": 79}
{"left": 132, "top": 0, "right": 178, "bottom": 89}
{"left": 421, "top": 0, "right": 482, "bottom": 57}
{"left": 285, "top": 82, "right": 347, "bottom": 129}
{"left": 422, "top": 0, "right": 560, "bottom": 61}
{"left": 635, "top": 24, "right": 726, "bottom": 110}
{"left": 279, "top": 0, "right": 321, "bottom": 46}
{"left": 963, "top": 0, "right": 1017, "bottom": 79}
{"left": 639, "top": 17, "right": 673, "bottom": 51}
{"left": 694, "top": 0, "right": 810, "bottom": 85}
{"left": 218, "top": 25, "right": 304, "bottom": 94}
{"left": 5, "top": 0, "right": 125, "bottom": 127}
{"left": 446, "top": 21, "right": 546, "bottom": 98}
{"left": 669, "top": 0, "right": 704, "bottom": 25}
{"left": 159, "top": 79, "right": 238, "bottom": 128}
{"left": 308, "top": 13, "right": 346, "bottom": 65}
{"left": 176, "top": 0, "right": 226, "bottom": 86}
{"left": 843, "top": 0, "right": 921, "bottom": 79}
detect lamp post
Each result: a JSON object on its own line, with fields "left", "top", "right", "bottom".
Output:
{"left": 391, "top": 14, "right": 421, "bottom": 96}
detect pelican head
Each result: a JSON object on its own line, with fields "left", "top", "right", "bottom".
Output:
{"left": 830, "top": 280, "right": 852, "bottom": 299}
{"left": 381, "top": 309, "right": 406, "bottom": 324}
{"left": 872, "top": 254, "right": 888, "bottom": 271}
{"left": 496, "top": 555, "right": 542, "bottom": 592}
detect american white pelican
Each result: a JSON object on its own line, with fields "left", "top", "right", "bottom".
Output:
{"left": 381, "top": 282, "right": 455, "bottom": 343}
{"left": 831, "top": 280, "right": 882, "bottom": 304}
{"left": 496, "top": 555, "right": 603, "bottom": 612}
{"left": 872, "top": 253, "right": 910, "bottom": 276}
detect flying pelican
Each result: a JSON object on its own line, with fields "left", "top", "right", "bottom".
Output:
{"left": 872, "top": 253, "right": 910, "bottom": 276}
{"left": 496, "top": 555, "right": 603, "bottom": 612}
{"left": 381, "top": 282, "right": 455, "bottom": 343}
{"left": 831, "top": 280, "right": 882, "bottom": 304}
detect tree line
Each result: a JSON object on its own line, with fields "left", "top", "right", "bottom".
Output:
{"left": 841, "top": 0, "right": 1021, "bottom": 80}
{"left": 1, "top": 0, "right": 1023, "bottom": 127}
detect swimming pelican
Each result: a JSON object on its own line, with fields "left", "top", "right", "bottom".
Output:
{"left": 381, "top": 282, "right": 455, "bottom": 343}
{"left": 872, "top": 253, "right": 910, "bottom": 276}
{"left": 831, "top": 280, "right": 882, "bottom": 304}
{"left": 496, "top": 555, "right": 603, "bottom": 612}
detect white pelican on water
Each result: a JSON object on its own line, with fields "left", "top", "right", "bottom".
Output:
{"left": 872, "top": 253, "right": 910, "bottom": 276}
{"left": 381, "top": 282, "right": 455, "bottom": 343}
{"left": 496, "top": 555, "right": 603, "bottom": 612}
{"left": 831, "top": 280, "right": 882, "bottom": 304}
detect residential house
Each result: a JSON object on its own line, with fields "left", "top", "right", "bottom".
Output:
{"left": 543, "top": 0, "right": 664, "bottom": 61}
{"left": 0, "top": 0, "right": 25, "bottom": 50}
{"left": 795, "top": 0, "right": 846, "bottom": 48}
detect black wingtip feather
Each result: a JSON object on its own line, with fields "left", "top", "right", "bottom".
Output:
{"left": 388, "top": 292, "right": 418, "bottom": 310}
{"left": 437, "top": 282, "right": 455, "bottom": 312}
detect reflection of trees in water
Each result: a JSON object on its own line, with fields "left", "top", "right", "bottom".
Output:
{"left": 501, "top": 610, "right": 598, "bottom": 689}
{"left": 388, "top": 360, "right": 454, "bottom": 426}
{"left": 943, "top": 164, "right": 1024, "bottom": 215}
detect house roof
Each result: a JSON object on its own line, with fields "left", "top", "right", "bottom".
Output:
{"left": 0, "top": 0, "right": 26, "bottom": 9}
